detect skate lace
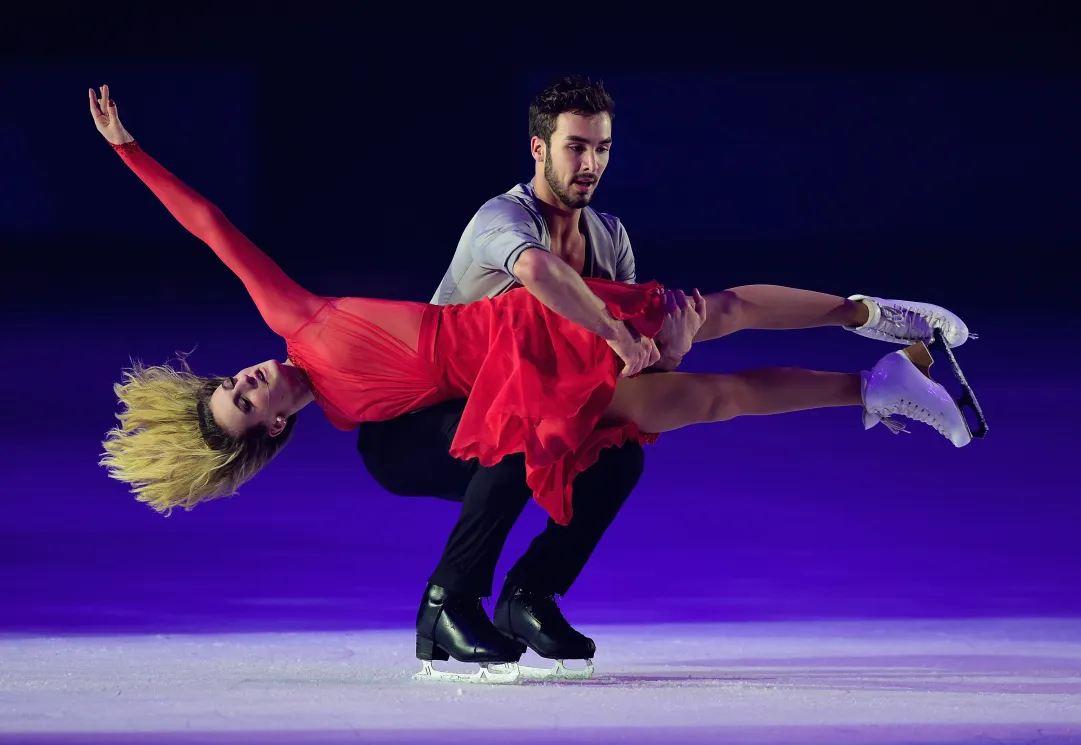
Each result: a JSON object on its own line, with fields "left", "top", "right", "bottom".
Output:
{"left": 874, "top": 397, "right": 951, "bottom": 438}
{"left": 881, "top": 305, "right": 930, "bottom": 340}
{"left": 880, "top": 304, "right": 978, "bottom": 341}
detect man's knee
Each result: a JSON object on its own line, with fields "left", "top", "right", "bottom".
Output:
{"left": 356, "top": 403, "right": 474, "bottom": 499}
{"left": 604, "top": 440, "right": 646, "bottom": 483}
{"left": 581, "top": 440, "right": 646, "bottom": 500}
{"left": 357, "top": 423, "right": 423, "bottom": 496}
{"left": 357, "top": 421, "right": 395, "bottom": 478}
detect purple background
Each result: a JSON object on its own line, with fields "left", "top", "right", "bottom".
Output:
{"left": 3, "top": 17, "right": 1079, "bottom": 638}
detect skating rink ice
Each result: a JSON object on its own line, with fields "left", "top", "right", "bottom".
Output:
{"left": 2, "top": 617, "right": 1079, "bottom": 744}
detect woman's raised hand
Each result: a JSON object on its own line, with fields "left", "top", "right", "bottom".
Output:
{"left": 89, "top": 84, "right": 134, "bottom": 145}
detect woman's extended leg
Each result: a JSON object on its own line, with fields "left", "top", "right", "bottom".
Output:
{"left": 601, "top": 344, "right": 972, "bottom": 447}
{"left": 693, "top": 285, "right": 869, "bottom": 342}
{"left": 688, "top": 285, "right": 971, "bottom": 349}
{"left": 603, "top": 368, "right": 863, "bottom": 434}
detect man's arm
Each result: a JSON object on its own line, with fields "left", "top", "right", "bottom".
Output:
{"left": 470, "top": 199, "right": 656, "bottom": 376}
{"left": 513, "top": 248, "right": 633, "bottom": 343}
{"left": 514, "top": 249, "right": 658, "bottom": 375}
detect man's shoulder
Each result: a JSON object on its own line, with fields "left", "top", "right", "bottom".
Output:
{"left": 469, "top": 183, "right": 547, "bottom": 236}
{"left": 476, "top": 182, "right": 539, "bottom": 216}
{"left": 583, "top": 205, "right": 628, "bottom": 243}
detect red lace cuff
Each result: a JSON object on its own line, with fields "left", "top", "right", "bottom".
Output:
{"left": 110, "top": 140, "right": 140, "bottom": 155}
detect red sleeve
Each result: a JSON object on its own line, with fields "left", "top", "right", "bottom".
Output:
{"left": 111, "top": 140, "right": 323, "bottom": 338}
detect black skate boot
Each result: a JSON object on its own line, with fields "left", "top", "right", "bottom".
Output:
{"left": 413, "top": 583, "right": 526, "bottom": 684}
{"left": 492, "top": 583, "right": 596, "bottom": 680}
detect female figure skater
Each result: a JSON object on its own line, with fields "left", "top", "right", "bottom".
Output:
{"left": 92, "top": 85, "right": 974, "bottom": 528}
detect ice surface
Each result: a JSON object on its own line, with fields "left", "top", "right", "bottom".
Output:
{"left": 1, "top": 617, "right": 1079, "bottom": 744}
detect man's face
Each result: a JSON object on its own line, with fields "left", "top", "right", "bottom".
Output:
{"left": 537, "top": 112, "right": 612, "bottom": 209}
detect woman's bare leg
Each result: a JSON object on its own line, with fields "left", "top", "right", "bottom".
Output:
{"left": 602, "top": 369, "right": 863, "bottom": 434}
{"left": 694, "top": 286, "right": 870, "bottom": 342}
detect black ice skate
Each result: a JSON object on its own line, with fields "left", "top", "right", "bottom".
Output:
{"left": 413, "top": 583, "right": 526, "bottom": 685}
{"left": 493, "top": 584, "right": 596, "bottom": 681}
{"left": 928, "top": 327, "right": 989, "bottom": 440}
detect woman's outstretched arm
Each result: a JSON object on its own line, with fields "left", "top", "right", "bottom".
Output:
{"left": 91, "top": 85, "right": 323, "bottom": 338}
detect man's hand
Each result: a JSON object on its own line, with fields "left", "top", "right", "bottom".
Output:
{"left": 652, "top": 289, "right": 708, "bottom": 371}
{"left": 607, "top": 322, "right": 661, "bottom": 377}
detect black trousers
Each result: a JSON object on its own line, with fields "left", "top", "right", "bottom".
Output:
{"left": 356, "top": 398, "right": 644, "bottom": 598}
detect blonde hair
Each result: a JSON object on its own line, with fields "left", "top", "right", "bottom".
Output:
{"left": 100, "top": 354, "right": 295, "bottom": 516}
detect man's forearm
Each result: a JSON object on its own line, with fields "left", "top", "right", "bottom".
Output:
{"left": 514, "top": 248, "right": 627, "bottom": 342}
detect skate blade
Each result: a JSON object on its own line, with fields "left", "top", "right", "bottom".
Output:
{"left": 929, "top": 327, "right": 989, "bottom": 439}
{"left": 412, "top": 660, "right": 522, "bottom": 685}
{"left": 517, "top": 658, "right": 595, "bottom": 682}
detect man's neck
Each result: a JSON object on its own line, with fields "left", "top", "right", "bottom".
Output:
{"left": 531, "top": 175, "right": 582, "bottom": 243}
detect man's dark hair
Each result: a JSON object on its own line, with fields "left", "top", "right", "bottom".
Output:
{"left": 528, "top": 75, "right": 615, "bottom": 146}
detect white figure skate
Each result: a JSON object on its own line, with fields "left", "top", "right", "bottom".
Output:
{"left": 862, "top": 340, "right": 980, "bottom": 446}
{"left": 847, "top": 294, "right": 973, "bottom": 348}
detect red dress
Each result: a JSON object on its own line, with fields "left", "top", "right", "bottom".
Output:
{"left": 113, "top": 142, "right": 666, "bottom": 525}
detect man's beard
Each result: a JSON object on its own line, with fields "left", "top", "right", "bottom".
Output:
{"left": 544, "top": 149, "right": 593, "bottom": 209}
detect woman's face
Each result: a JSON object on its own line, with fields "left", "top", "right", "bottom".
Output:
{"left": 208, "top": 359, "right": 290, "bottom": 437}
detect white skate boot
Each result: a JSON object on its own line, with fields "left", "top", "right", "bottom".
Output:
{"left": 847, "top": 295, "right": 973, "bottom": 348}
{"left": 861, "top": 342, "right": 972, "bottom": 447}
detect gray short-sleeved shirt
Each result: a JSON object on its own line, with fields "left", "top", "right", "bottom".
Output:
{"left": 431, "top": 180, "right": 636, "bottom": 305}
